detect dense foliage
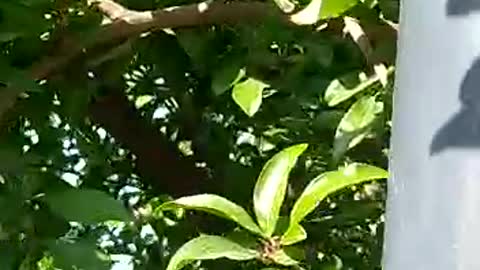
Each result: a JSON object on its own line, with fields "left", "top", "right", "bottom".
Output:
{"left": 0, "top": 0, "right": 398, "bottom": 269}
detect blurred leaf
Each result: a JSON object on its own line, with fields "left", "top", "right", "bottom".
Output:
{"left": 212, "top": 63, "right": 245, "bottom": 96}
{"left": 290, "top": 0, "right": 322, "bottom": 25}
{"left": 225, "top": 229, "right": 259, "bottom": 250}
{"left": 0, "top": 1, "right": 49, "bottom": 41}
{"left": 166, "top": 235, "right": 257, "bottom": 270}
{"left": 48, "top": 240, "right": 110, "bottom": 270}
{"left": 135, "top": 95, "right": 154, "bottom": 108}
{"left": 254, "top": 144, "right": 308, "bottom": 237}
{"left": 312, "top": 110, "right": 344, "bottom": 132}
{"left": 320, "top": 0, "right": 359, "bottom": 19}
{"left": 324, "top": 67, "right": 394, "bottom": 106}
{"left": 43, "top": 188, "right": 132, "bottom": 225}
{"left": 232, "top": 78, "right": 268, "bottom": 117}
{"left": 159, "top": 194, "right": 263, "bottom": 236}
{"left": 0, "top": 241, "right": 19, "bottom": 269}
{"left": 270, "top": 249, "right": 299, "bottom": 266}
{"left": 284, "top": 164, "right": 388, "bottom": 238}
{"left": 32, "top": 207, "right": 70, "bottom": 238}
{"left": 333, "top": 96, "right": 383, "bottom": 162}
{"left": 280, "top": 223, "right": 306, "bottom": 245}
{"left": 273, "top": 0, "right": 295, "bottom": 13}
{"left": 0, "top": 61, "right": 42, "bottom": 93}
{"left": 378, "top": 0, "right": 399, "bottom": 22}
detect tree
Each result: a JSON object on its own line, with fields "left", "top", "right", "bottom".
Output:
{"left": 0, "top": 0, "right": 397, "bottom": 269}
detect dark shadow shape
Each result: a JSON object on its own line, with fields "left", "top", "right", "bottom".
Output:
{"left": 430, "top": 57, "right": 480, "bottom": 155}
{"left": 447, "top": 0, "right": 480, "bottom": 16}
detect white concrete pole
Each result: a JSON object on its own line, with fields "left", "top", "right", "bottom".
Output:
{"left": 383, "top": 0, "right": 480, "bottom": 269}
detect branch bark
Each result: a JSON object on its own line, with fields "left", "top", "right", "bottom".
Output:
{"left": 88, "top": 83, "right": 208, "bottom": 196}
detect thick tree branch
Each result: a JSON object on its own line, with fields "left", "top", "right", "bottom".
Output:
{"left": 89, "top": 84, "right": 208, "bottom": 196}
{"left": 30, "top": 1, "right": 285, "bottom": 80}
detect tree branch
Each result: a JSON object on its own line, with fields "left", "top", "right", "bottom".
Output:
{"left": 30, "top": 0, "right": 285, "bottom": 80}
{"left": 88, "top": 83, "right": 209, "bottom": 196}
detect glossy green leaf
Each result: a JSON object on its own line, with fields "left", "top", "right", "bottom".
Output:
{"left": 254, "top": 144, "right": 308, "bottom": 237}
{"left": 288, "top": 0, "right": 359, "bottom": 24}
{"left": 166, "top": 235, "right": 257, "bottom": 270}
{"left": 337, "top": 96, "right": 382, "bottom": 132}
{"left": 159, "top": 194, "right": 263, "bottom": 236}
{"left": 48, "top": 240, "right": 110, "bottom": 270}
{"left": 333, "top": 96, "right": 383, "bottom": 162}
{"left": 43, "top": 188, "right": 132, "bottom": 225}
{"left": 324, "top": 67, "right": 394, "bottom": 107}
{"left": 232, "top": 78, "right": 268, "bottom": 117}
{"left": 320, "top": 0, "right": 359, "bottom": 19}
{"left": 280, "top": 223, "right": 307, "bottom": 245}
{"left": 284, "top": 163, "right": 388, "bottom": 238}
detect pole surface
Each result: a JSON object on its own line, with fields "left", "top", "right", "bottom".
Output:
{"left": 384, "top": 0, "right": 480, "bottom": 269}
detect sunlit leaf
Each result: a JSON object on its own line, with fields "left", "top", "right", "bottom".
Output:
{"left": 232, "top": 78, "right": 268, "bottom": 117}
{"left": 320, "top": 0, "right": 359, "bottom": 19}
{"left": 273, "top": 0, "right": 295, "bottom": 13}
{"left": 284, "top": 164, "right": 388, "bottom": 238}
{"left": 333, "top": 96, "right": 383, "bottom": 161}
{"left": 280, "top": 223, "right": 307, "bottom": 245}
{"left": 324, "top": 67, "right": 394, "bottom": 106}
{"left": 159, "top": 194, "right": 263, "bottom": 236}
{"left": 135, "top": 95, "right": 154, "bottom": 108}
{"left": 166, "top": 235, "right": 257, "bottom": 270}
{"left": 290, "top": 0, "right": 359, "bottom": 25}
{"left": 290, "top": 0, "right": 322, "bottom": 25}
{"left": 43, "top": 188, "right": 133, "bottom": 225}
{"left": 254, "top": 144, "right": 308, "bottom": 237}
{"left": 374, "top": 63, "right": 389, "bottom": 87}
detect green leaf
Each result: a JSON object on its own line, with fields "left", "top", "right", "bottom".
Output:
{"left": 0, "top": 60, "right": 42, "bottom": 93}
{"left": 333, "top": 96, "right": 383, "bottom": 162}
{"left": 0, "top": 241, "right": 19, "bottom": 269}
{"left": 253, "top": 144, "right": 308, "bottom": 237}
{"left": 232, "top": 78, "right": 268, "bottom": 117}
{"left": 270, "top": 249, "right": 299, "bottom": 266}
{"left": 320, "top": 0, "right": 359, "bottom": 19}
{"left": 135, "top": 95, "right": 154, "bottom": 108}
{"left": 291, "top": 0, "right": 358, "bottom": 24}
{"left": 166, "top": 235, "right": 257, "bottom": 270}
{"left": 284, "top": 163, "right": 388, "bottom": 238}
{"left": 43, "top": 188, "right": 132, "bottom": 225}
{"left": 280, "top": 223, "right": 306, "bottom": 245}
{"left": 48, "top": 240, "right": 110, "bottom": 270}
{"left": 225, "top": 229, "right": 259, "bottom": 250}
{"left": 159, "top": 194, "right": 263, "bottom": 236}
{"left": 324, "top": 67, "right": 395, "bottom": 106}
{"left": 212, "top": 63, "right": 245, "bottom": 96}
